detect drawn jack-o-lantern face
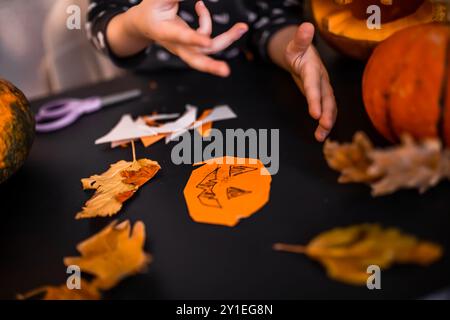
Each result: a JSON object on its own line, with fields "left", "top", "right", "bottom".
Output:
{"left": 184, "top": 157, "right": 272, "bottom": 227}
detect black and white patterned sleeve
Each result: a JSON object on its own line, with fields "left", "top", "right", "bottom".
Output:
{"left": 244, "top": 0, "right": 303, "bottom": 61}
{"left": 86, "top": 0, "right": 149, "bottom": 68}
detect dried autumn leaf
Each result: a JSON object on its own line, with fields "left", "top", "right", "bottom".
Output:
{"left": 323, "top": 132, "right": 379, "bottom": 183}
{"left": 18, "top": 279, "right": 100, "bottom": 300}
{"left": 76, "top": 158, "right": 160, "bottom": 219}
{"left": 64, "top": 220, "right": 151, "bottom": 290}
{"left": 274, "top": 224, "right": 443, "bottom": 286}
{"left": 19, "top": 220, "right": 151, "bottom": 300}
{"left": 324, "top": 131, "right": 450, "bottom": 196}
{"left": 369, "top": 136, "right": 445, "bottom": 196}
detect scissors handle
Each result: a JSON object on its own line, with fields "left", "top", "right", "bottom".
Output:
{"left": 35, "top": 89, "right": 142, "bottom": 133}
{"left": 35, "top": 97, "right": 102, "bottom": 132}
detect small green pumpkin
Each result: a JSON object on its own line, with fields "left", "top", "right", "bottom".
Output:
{"left": 0, "top": 79, "right": 35, "bottom": 183}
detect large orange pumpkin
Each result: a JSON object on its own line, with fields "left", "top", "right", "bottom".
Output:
{"left": 311, "top": 0, "right": 447, "bottom": 59}
{"left": 0, "top": 79, "right": 35, "bottom": 183}
{"left": 362, "top": 23, "right": 450, "bottom": 145}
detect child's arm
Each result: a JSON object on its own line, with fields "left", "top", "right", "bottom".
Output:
{"left": 87, "top": 0, "right": 248, "bottom": 77}
{"left": 243, "top": 1, "right": 337, "bottom": 142}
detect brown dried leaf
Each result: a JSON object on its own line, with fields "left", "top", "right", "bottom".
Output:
{"left": 369, "top": 135, "right": 444, "bottom": 196}
{"left": 18, "top": 279, "right": 100, "bottom": 300}
{"left": 76, "top": 159, "right": 160, "bottom": 219}
{"left": 323, "top": 132, "right": 379, "bottom": 183}
{"left": 324, "top": 132, "right": 450, "bottom": 196}
{"left": 64, "top": 220, "right": 151, "bottom": 291}
{"left": 274, "top": 224, "right": 443, "bottom": 285}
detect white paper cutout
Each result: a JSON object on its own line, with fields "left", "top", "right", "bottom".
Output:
{"left": 95, "top": 105, "right": 236, "bottom": 146}
{"left": 95, "top": 115, "right": 156, "bottom": 145}
{"left": 166, "top": 105, "right": 236, "bottom": 142}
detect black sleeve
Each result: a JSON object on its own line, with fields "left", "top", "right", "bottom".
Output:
{"left": 243, "top": 0, "right": 303, "bottom": 61}
{"left": 86, "top": 0, "right": 149, "bottom": 69}
{"left": 86, "top": 0, "right": 304, "bottom": 69}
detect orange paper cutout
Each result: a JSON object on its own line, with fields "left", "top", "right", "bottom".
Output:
{"left": 184, "top": 157, "right": 272, "bottom": 227}
{"left": 141, "top": 134, "right": 166, "bottom": 147}
{"left": 143, "top": 113, "right": 159, "bottom": 126}
{"left": 141, "top": 112, "right": 168, "bottom": 147}
{"left": 196, "top": 109, "right": 213, "bottom": 137}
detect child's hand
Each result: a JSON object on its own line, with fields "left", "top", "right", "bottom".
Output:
{"left": 110, "top": 0, "right": 248, "bottom": 77}
{"left": 284, "top": 23, "right": 337, "bottom": 142}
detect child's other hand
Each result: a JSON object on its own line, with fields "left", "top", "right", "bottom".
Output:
{"left": 285, "top": 23, "right": 337, "bottom": 142}
{"left": 127, "top": 0, "right": 248, "bottom": 77}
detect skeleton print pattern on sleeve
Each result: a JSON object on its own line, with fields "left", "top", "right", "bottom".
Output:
{"left": 87, "top": 0, "right": 303, "bottom": 70}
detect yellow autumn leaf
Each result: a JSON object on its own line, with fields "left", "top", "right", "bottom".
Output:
{"left": 18, "top": 279, "right": 100, "bottom": 300}
{"left": 64, "top": 220, "right": 151, "bottom": 290}
{"left": 274, "top": 224, "right": 443, "bottom": 285}
{"left": 19, "top": 220, "right": 151, "bottom": 300}
{"left": 76, "top": 158, "right": 160, "bottom": 219}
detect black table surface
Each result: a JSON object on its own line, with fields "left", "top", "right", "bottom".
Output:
{"left": 1, "top": 44, "right": 450, "bottom": 300}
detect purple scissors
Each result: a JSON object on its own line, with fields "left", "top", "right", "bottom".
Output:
{"left": 35, "top": 89, "right": 142, "bottom": 133}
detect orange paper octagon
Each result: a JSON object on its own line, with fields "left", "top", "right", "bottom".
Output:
{"left": 184, "top": 157, "right": 272, "bottom": 227}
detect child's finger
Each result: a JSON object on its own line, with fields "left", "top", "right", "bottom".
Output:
{"left": 320, "top": 74, "right": 337, "bottom": 130}
{"left": 203, "top": 23, "right": 248, "bottom": 54}
{"left": 315, "top": 74, "right": 337, "bottom": 142}
{"left": 160, "top": 23, "right": 212, "bottom": 48}
{"left": 178, "top": 48, "right": 230, "bottom": 77}
{"left": 286, "top": 23, "right": 314, "bottom": 67}
{"left": 291, "top": 23, "right": 315, "bottom": 55}
{"left": 195, "top": 1, "right": 212, "bottom": 36}
{"left": 301, "top": 65, "right": 322, "bottom": 121}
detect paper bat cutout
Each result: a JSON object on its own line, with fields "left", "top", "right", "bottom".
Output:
{"left": 184, "top": 157, "right": 272, "bottom": 227}
{"left": 95, "top": 115, "right": 157, "bottom": 145}
{"left": 156, "top": 105, "right": 197, "bottom": 136}
{"left": 95, "top": 106, "right": 195, "bottom": 145}
{"left": 109, "top": 114, "right": 180, "bottom": 148}
{"left": 166, "top": 105, "right": 236, "bottom": 142}
{"left": 94, "top": 105, "right": 236, "bottom": 147}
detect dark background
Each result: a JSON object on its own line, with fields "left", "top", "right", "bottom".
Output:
{"left": 1, "top": 40, "right": 449, "bottom": 300}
